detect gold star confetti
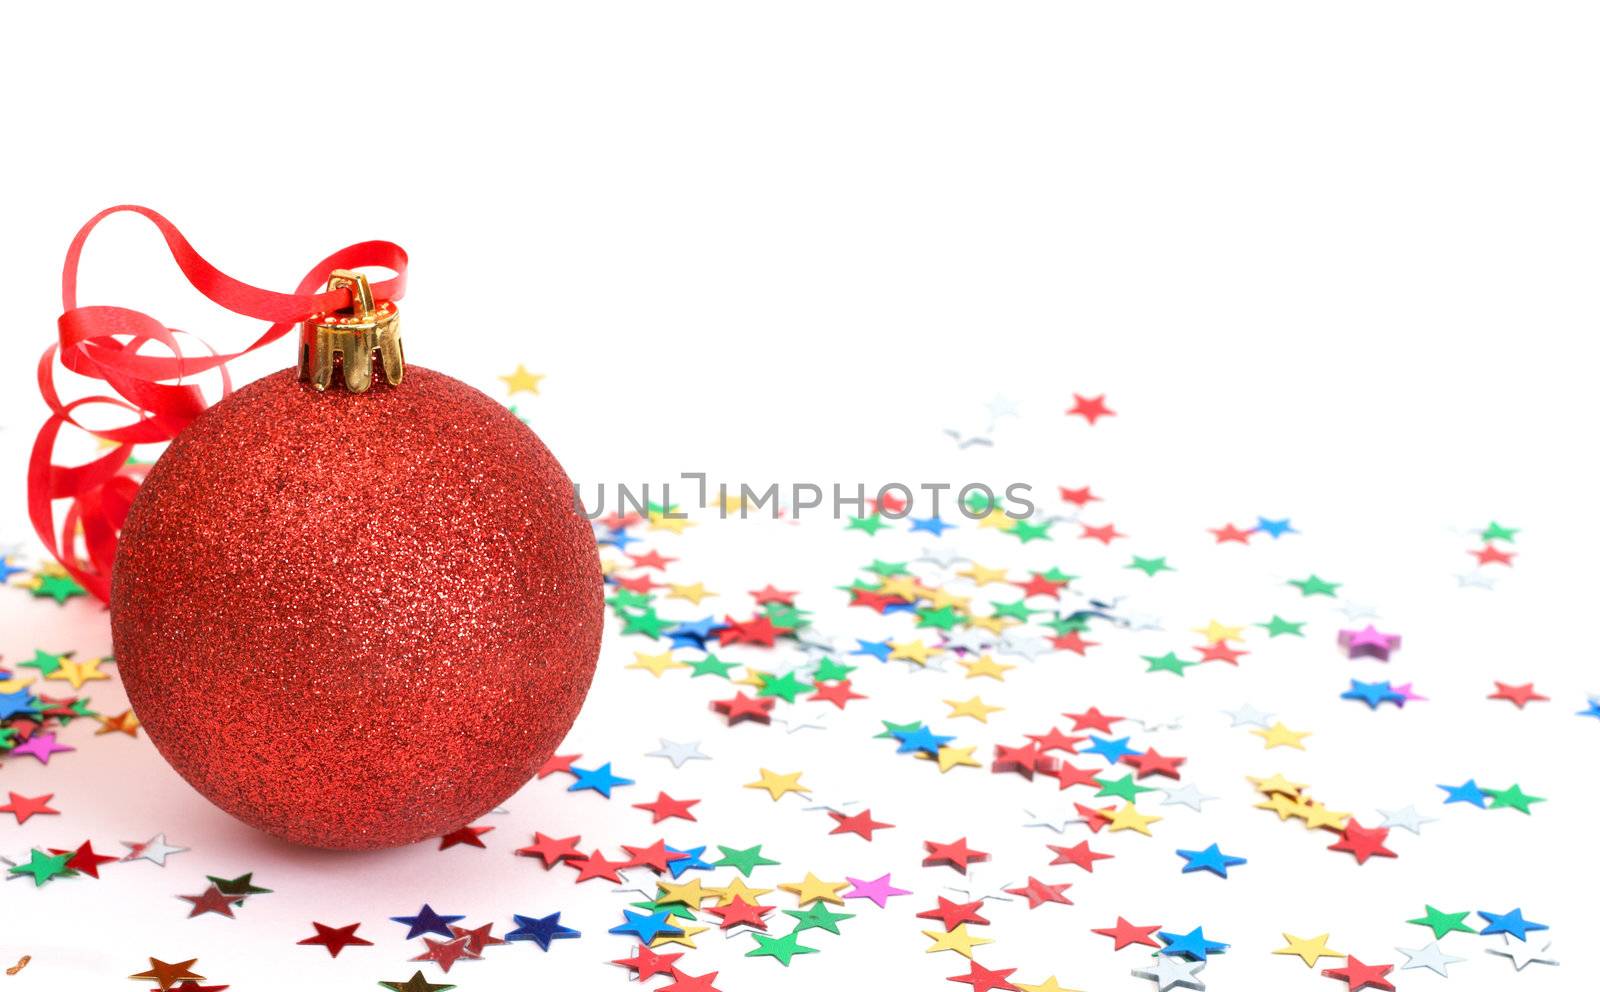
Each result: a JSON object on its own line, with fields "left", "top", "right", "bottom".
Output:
{"left": 960, "top": 654, "right": 1014, "bottom": 681}
{"left": 922, "top": 923, "right": 993, "bottom": 958}
{"left": 497, "top": 364, "right": 544, "bottom": 395}
{"left": 1251, "top": 722, "right": 1311, "bottom": 750}
{"left": 1274, "top": 932, "right": 1344, "bottom": 967}
{"left": 666, "top": 582, "right": 715, "bottom": 604}
{"left": 626, "top": 651, "right": 687, "bottom": 678}
{"left": 744, "top": 768, "right": 808, "bottom": 801}
{"left": 778, "top": 873, "right": 848, "bottom": 906}
{"left": 1193, "top": 619, "right": 1245, "bottom": 643}
{"left": 945, "top": 695, "right": 1004, "bottom": 723}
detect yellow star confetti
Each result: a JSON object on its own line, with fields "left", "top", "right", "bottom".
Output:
{"left": 666, "top": 582, "right": 715, "bottom": 604}
{"left": 1255, "top": 793, "right": 1305, "bottom": 820}
{"left": 1193, "top": 619, "right": 1245, "bottom": 643}
{"left": 1300, "top": 802, "right": 1351, "bottom": 831}
{"left": 732, "top": 668, "right": 767, "bottom": 689}
{"left": 879, "top": 577, "right": 923, "bottom": 602}
{"left": 710, "top": 876, "right": 774, "bottom": 906}
{"left": 930, "top": 745, "right": 982, "bottom": 773}
{"left": 1274, "top": 932, "right": 1344, "bottom": 967}
{"left": 923, "top": 588, "right": 971, "bottom": 612}
{"left": 1016, "top": 979, "right": 1086, "bottom": 992}
{"left": 744, "top": 768, "right": 808, "bottom": 801}
{"left": 960, "top": 654, "right": 1014, "bottom": 681}
{"left": 1106, "top": 802, "right": 1162, "bottom": 836}
{"left": 46, "top": 656, "right": 111, "bottom": 690}
{"left": 888, "top": 640, "right": 936, "bottom": 664}
{"left": 977, "top": 510, "right": 1016, "bottom": 531}
{"left": 965, "top": 614, "right": 1009, "bottom": 634}
{"left": 945, "top": 695, "right": 1004, "bottom": 723}
{"left": 626, "top": 650, "right": 687, "bottom": 678}
{"left": 1249, "top": 773, "right": 1307, "bottom": 798}
{"left": 778, "top": 873, "right": 848, "bottom": 906}
{"left": 1251, "top": 722, "right": 1311, "bottom": 750}
{"left": 656, "top": 878, "right": 711, "bottom": 908}
{"left": 498, "top": 364, "right": 544, "bottom": 395}
{"left": 958, "top": 563, "right": 1009, "bottom": 586}
{"left": 648, "top": 512, "right": 696, "bottom": 534}
{"left": 922, "top": 923, "right": 993, "bottom": 958}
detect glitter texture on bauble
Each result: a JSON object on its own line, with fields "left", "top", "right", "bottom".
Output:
{"left": 110, "top": 366, "right": 603, "bottom": 849}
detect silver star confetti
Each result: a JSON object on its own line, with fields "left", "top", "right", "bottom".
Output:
{"left": 120, "top": 833, "right": 188, "bottom": 867}
{"left": 942, "top": 865, "right": 1016, "bottom": 903}
{"left": 775, "top": 710, "right": 834, "bottom": 733}
{"left": 1020, "top": 806, "right": 1084, "bottom": 833}
{"left": 646, "top": 739, "right": 711, "bottom": 768}
{"left": 1159, "top": 784, "right": 1218, "bottom": 812}
{"left": 1222, "top": 703, "right": 1275, "bottom": 728}
{"left": 799, "top": 793, "right": 862, "bottom": 815}
{"left": 942, "top": 427, "right": 993, "bottom": 449}
{"left": 1132, "top": 955, "right": 1206, "bottom": 991}
{"left": 1397, "top": 941, "right": 1466, "bottom": 976}
{"left": 1486, "top": 934, "right": 1557, "bottom": 971}
{"left": 1377, "top": 805, "right": 1437, "bottom": 834}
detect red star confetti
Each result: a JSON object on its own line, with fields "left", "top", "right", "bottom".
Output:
{"left": 1058, "top": 485, "right": 1101, "bottom": 506}
{"left": 0, "top": 792, "right": 58, "bottom": 824}
{"left": 1079, "top": 522, "right": 1126, "bottom": 544}
{"left": 567, "top": 849, "right": 630, "bottom": 883}
{"left": 1092, "top": 916, "right": 1163, "bottom": 949}
{"left": 48, "top": 840, "right": 116, "bottom": 879}
{"left": 633, "top": 792, "right": 700, "bottom": 823}
{"left": 924, "top": 837, "right": 990, "bottom": 874}
{"left": 918, "top": 897, "right": 991, "bottom": 930}
{"left": 948, "top": 960, "right": 1020, "bottom": 992}
{"left": 1470, "top": 545, "right": 1515, "bottom": 566}
{"left": 536, "top": 753, "right": 581, "bottom": 778}
{"left": 1209, "top": 522, "right": 1256, "bottom": 544}
{"left": 448, "top": 922, "right": 506, "bottom": 955}
{"left": 707, "top": 895, "right": 774, "bottom": 930}
{"left": 829, "top": 808, "right": 895, "bottom": 840}
{"left": 178, "top": 886, "right": 238, "bottom": 919}
{"left": 514, "top": 832, "right": 583, "bottom": 867}
{"left": 1064, "top": 706, "right": 1124, "bottom": 733}
{"left": 1328, "top": 820, "right": 1397, "bottom": 864}
{"left": 437, "top": 824, "right": 493, "bottom": 850}
{"left": 298, "top": 922, "right": 374, "bottom": 957}
{"left": 1321, "top": 955, "right": 1396, "bottom": 990}
{"left": 1004, "top": 876, "right": 1072, "bottom": 908}
{"left": 712, "top": 691, "right": 776, "bottom": 725}
{"left": 1065, "top": 393, "right": 1114, "bottom": 424}
{"left": 810, "top": 679, "right": 867, "bottom": 709}
{"left": 411, "top": 934, "right": 474, "bottom": 972}
{"left": 1046, "top": 840, "right": 1113, "bottom": 872}
{"left": 1488, "top": 682, "right": 1549, "bottom": 708}
{"left": 621, "top": 838, "right": 688, "bottom": 873}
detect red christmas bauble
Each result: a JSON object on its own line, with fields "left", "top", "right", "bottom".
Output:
{"left": 110, "top": 366, "right": 603, "bottom": 849}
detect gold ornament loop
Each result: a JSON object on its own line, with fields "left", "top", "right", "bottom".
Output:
{"left": 298, "top": 270, "right": 404, "bottom": 393}
{"left": 329, "top": 270, "right": 376, "bottom": 319}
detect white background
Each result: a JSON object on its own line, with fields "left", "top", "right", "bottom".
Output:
{"left": 1, "top": 3, "right": 1596, "bottom": 991}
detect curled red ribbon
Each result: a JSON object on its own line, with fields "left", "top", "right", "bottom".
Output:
{"left": 29, "top": 205, "right": 408, "bottom": 604}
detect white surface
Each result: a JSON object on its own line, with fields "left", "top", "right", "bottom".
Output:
{"left": 1, "top": 3, "right": 1596, "bottom": 990}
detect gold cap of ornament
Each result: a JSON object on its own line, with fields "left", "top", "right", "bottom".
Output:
{"left": 298, "top": 270, "right": 404, "bottom": 392}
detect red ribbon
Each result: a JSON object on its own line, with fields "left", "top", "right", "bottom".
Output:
{"left": 28, "top": 205, "right": 408, "bottom": 604}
